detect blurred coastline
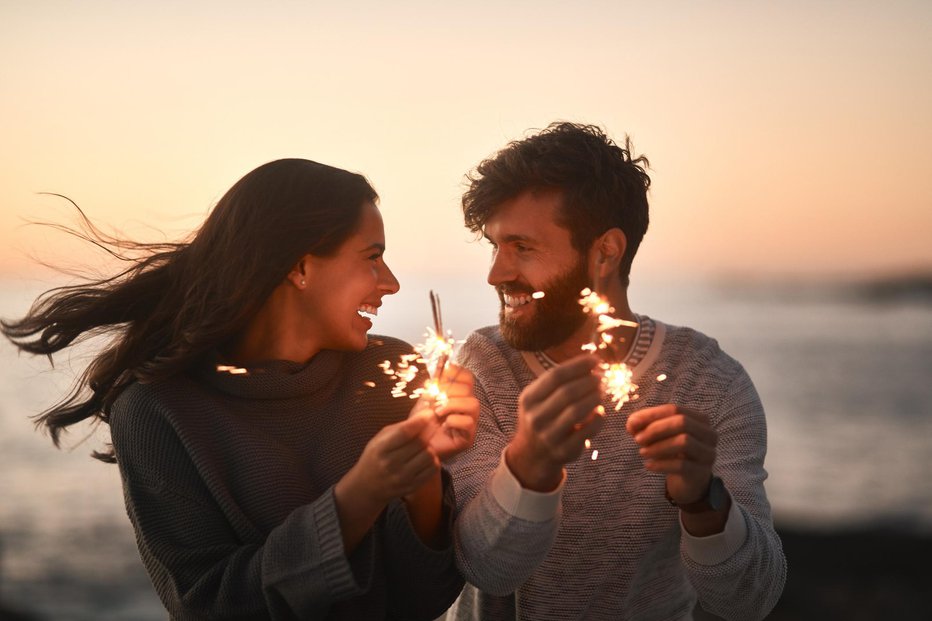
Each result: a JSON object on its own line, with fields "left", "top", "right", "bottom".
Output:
{"left": 2, "top": 272, "right": 931, "bottom": 620}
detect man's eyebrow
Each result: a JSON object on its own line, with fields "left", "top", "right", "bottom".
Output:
{"left": 484, "top": 233, "right": 536, "bottom": 244}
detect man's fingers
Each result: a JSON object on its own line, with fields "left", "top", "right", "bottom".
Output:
{"left": 627, "top": 404, "right": 710, "bottom": 436}
{"left": 633, "top": 414, "right": 717, "bottom": 448}
{"left": 626, "top": 404, "right": 676, "bottom": 435}
{"left": 522, "top": 354, "right": 601, "bottom": 407}
{"left": 639, "top": 434, "right": 716, "bottom": 464}
{"left": 540, "top": 400, "right": 604, "bottom": 454}
{"left": 527, "top": 373, "right": 602, "bottom": 430}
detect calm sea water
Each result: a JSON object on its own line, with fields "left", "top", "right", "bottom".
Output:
{"left": 1, "top": 276, "right": 930, "bottom": 619}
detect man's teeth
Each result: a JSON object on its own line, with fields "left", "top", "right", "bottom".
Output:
{"left": 357, "top": 304, "right": 378, "bottom": 318}
{"left": 503, "top": 293, "right": 535, "bottom": 308}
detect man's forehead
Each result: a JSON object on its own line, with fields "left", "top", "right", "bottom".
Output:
{"left": 482, "top": 190, "right": 569, "bottom": 241}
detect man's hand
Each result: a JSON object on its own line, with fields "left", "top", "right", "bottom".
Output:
{"left": 626, "top": 404, "right": 718, "bottom": 503}
{"left": 627, "top": 404, "right": 731, "bottom": 535}
{"left": 506, "top": 354, "right": 604, "bottom": 492}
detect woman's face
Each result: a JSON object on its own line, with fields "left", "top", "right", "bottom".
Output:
{"left": 301, "top": 201, "right": 400, "bottom": 351}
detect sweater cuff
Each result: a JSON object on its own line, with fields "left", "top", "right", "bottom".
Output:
{"left": 312, "top": 487, "right": 370, "bottom": 597}
{"left": 490, "top": 449, "right": 564, "bottom": 522}
{"left": 681, "top": 499, "right": 747, "bottom": 565}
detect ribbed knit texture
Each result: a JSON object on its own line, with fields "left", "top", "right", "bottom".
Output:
{"left": 110, "top": 336, "right": 463, "bottom": 620}
{"left": 445, "top": 320, "right": 786, "bottom": 621}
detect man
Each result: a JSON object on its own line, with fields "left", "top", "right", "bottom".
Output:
{"left": 445, "top": 123, "right": 786, "bottom": 620}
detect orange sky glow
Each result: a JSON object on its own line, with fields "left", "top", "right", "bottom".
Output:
{"left": 2, "top": 1, "right": 930, "bottom": 285}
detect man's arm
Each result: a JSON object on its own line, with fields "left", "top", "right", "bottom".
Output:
{"left": 450, "top": 350, "right": 604, "bottom": 595}
{"left": 630, "top": 369, "right": 786, "bottom": 621}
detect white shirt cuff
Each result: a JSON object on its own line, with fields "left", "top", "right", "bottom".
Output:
{"left": 681, "top": 499, "right": 748, "bottom": 565}
{"left": 489, "top": 449, "right": 564, "bottom": 522}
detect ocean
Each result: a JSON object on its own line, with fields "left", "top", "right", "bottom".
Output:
{"left": 1, "top": 276, "right": 930, "bottom": 619}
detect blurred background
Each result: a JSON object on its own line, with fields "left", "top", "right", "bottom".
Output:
{"left": 1, "top": 1, "right": 930, "bottom": 619}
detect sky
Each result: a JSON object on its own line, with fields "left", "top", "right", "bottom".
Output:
{"left": 1, "top": 0, "right": 931, "bottom": 291}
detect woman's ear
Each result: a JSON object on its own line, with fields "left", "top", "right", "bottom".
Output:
{"left": 287, "top": 254, "right": 311, "bottom": 289}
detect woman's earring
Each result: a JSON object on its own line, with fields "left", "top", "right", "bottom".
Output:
{"left": 300, "top": 279, "right": 306, "bottom": 287}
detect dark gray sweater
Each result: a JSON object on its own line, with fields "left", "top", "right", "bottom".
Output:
{"left": 110, "top": 336, "right": 463, "bottom": 620}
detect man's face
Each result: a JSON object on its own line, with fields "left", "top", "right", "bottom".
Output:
{"left": 483, "top": 189, "right": 591, "bottom": 351}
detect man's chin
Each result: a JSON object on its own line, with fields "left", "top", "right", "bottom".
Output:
{"left": 499, "top": 309, "right": 586, "bottom": 352}
{"left": 500, "top": 316, "right": 552, "bottom": 351}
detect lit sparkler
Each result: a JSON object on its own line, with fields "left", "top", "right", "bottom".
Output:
{"left": 577, "top": 287, "right": 640, "bottom": 411}
{"left": 377, "top": 290, "right": 459, "bottom": 409}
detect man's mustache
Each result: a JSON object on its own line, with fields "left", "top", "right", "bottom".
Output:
{"left": 497, "top": 283, "right": 539, "bottom": 297}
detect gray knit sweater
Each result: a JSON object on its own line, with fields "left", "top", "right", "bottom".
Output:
{"left": 110, "top": 336, "right": 463, "bottom": 620}
{"left": 445, "top": 320, "right": 786, "bottom": 621}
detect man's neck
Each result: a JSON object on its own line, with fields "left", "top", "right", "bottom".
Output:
{"left": 541, "top": 287, "right": 636, "bottom": 363}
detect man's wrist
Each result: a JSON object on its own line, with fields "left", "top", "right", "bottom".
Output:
{"left": 504, "top": 443, "right": 564, "bottom": 492}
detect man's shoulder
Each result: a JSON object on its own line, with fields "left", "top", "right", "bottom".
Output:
{"left": 458, "top": 325, "right": 512, "bottom": 365}
{"left": 654, "top": 319, "right": 748, "bottom": 385}
{"left": 456, "top": 325, "right": 531, "bottom": 389}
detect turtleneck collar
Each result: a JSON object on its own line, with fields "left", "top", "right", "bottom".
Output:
{"left": 198, "top": 349, "right": 346, "bottom": 400}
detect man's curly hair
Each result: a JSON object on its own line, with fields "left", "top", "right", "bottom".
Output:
{"left": 462, "top": 122, "right": 651, "bottom": 286}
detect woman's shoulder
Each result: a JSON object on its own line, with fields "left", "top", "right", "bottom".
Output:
{"left": 110, "top": 374, "right": 204, "bottom": 437}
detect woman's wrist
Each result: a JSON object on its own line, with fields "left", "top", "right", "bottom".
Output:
{"left": 401, "top": 470, "right": 444, "bottom": 548}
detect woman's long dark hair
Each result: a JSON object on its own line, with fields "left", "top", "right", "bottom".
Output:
{"left": 2, "top": 159, "right": 377, "bottom": 461}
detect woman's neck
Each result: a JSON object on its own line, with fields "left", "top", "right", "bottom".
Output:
{"left": 228, "top": 287, "right": 320, "bottom": 365}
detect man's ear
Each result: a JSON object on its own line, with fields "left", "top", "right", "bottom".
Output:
{"left": 591, "top": 228, "right": 627, "bottom": 280}
{"left": 287, "top": 254, "right": 312, "bottom": 289}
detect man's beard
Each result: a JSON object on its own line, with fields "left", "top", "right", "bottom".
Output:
{"left": 498, "top": 257, "right": 591, "bottom": 351}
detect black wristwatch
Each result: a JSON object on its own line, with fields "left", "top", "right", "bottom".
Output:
{"left": 666, "top": 475, "right": 727, "bottom": 514}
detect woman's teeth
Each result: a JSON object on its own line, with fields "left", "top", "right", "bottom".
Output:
{"left": 357, "top": 304, "right": 378, "bottom": 319}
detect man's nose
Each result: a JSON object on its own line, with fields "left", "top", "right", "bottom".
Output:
{"left": 487, "top": 249, "right": 515, "bottom": 287}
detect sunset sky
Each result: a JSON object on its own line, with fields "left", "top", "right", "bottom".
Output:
{"left": 2, "top": 0, "right": 930, "bottom": 289}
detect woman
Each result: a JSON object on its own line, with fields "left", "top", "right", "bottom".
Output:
{"left": 2, "top": 159, "right": 478, "bottom": 619}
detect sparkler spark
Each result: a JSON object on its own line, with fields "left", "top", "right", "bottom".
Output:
{"left": 577, "top": 287, "right": 640, "bottom": 411}
{"left": 600, "top": 361, "right": 639, "bottom": 411}
{"left": 576, "top": 286, "right": 642, "bottom": 462}
{"left": 531, "top": 291, "right": 546, "bottom": 299}
{"left": 378, "top": 291, "right": 460, "bottom": 409}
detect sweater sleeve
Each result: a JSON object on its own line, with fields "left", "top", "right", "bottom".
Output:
{"left": 381, "top": 469, "right": 464, "bottom": 620}
{"left": 683, "top": 367, "right": 787, "bottom": 620}
{"left": 111, "top": 392, "right": 371, "bottom": 620}
{"left": 447, "top": 340, "right": 561, "bottom": 596}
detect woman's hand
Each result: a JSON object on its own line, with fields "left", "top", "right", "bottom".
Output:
{"left": 351, "top": 415, "right": 440, "bottom": 503}
{"left": 410, "top": 364, "right": 480, "bottom": 462}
